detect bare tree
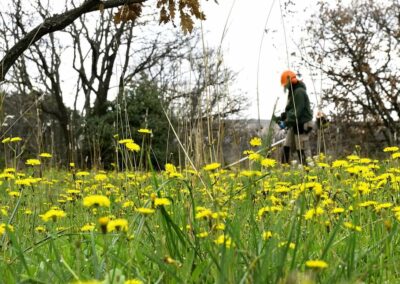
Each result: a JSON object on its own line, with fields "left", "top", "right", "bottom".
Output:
{"left": 0, "top": 0, "right": 208, "bottom": 82}
{"left": 304, "top": 0, "right": 400, "bottom": 145}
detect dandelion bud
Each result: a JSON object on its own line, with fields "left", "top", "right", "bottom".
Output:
{"left": 98, "top": 217, "right": 109, "bottom": 234}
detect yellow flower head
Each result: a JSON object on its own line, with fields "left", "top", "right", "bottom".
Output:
{"left": 392, "top": 152, "right": 400, "bottom": 159}
{"left": 214, "top": 234, "right": 232, "bottom": 248}
{"left": 76, "top": 171, "right": 90, "bottom": 177}
{"left": 98, "top": 217, "right": 110, "bottom": 234}
{"left": 126, "top": 142, "right": 141, "bottom": 152}
{"left": 384, "top": 146, "right": 399, "bottom": 152}
{"left": 107, "top": 218, "right": 128, "bottom": 232}
{"left": 261, "top": 158, "right": 276, "bottom": 168}
{"left": 118, "top": 138, "right": 134, "bottom": 144}
{"left": 305, "top": 260, "right": 328, "bottom": 269}
{"left": 40, "top": 209, "right": 67, "bottom": 222}
{"left": 81, "top": 223, "right": 96, "bottom": 232}
{"left": 165, "top": 163, "right": 177, "bottom": 174}
{"left": 346, "top": 155, "right": 360, "bottom": 161}
{"left": 138, "top": 128, "right": 152, "bottom": 134}
{"left": 94, "top": 174, "right": 107, "bottom": 182}
{"left": 35, "top": 226, "right": 46, "bottom": 233}
{"left": 196, "top": 231, "right": 209, "bottom": 238}
{"left": 262, "top": 231, "right": 273, "bottom": 240}
{"left": 135, "top": 207, "right": 155, "bottom": 214}
{"left": 154, "top": 197, "right": 171, "bottom": 207}
{"left": 26, "top": 159, "right": 41, "bottom": 166}
{"left": 203, "top": 162, "right": 221, "bottom": 171}
{"left": 344, "top": 222, "right": 362, "bottom": 232}
{"left": 122, "top": 201, "right": 134, "bottom": 208}
{"left": 125, "top": 280, "right": 143, "bottom": 284}
{"left": 248, "top": 153, "right": 262, "bottom": 161}
{"left": 0, "top": 223, "right": 14, "bottom": 235}
{"left": 249, "top": 137, "right": 262, "bottom": 147}
{"left": 39, "top": 152, "right": 52, "bottom": 158}
{"left": 83, "top": 195, "right": 110, "bottom": 207}
{"left": 332, "top": 160, "right": 349, "bottom": 168}
{"left": 278, "top": 242, "right": 296, "bottom": 249}
{"left": 10, "top": 137, "right": 22, "bottom": 143}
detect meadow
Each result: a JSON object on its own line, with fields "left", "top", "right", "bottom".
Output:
{"left": 1, "top": 135, "right": 400, "bottom": 283}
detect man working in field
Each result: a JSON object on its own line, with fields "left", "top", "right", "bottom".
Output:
{"left": 276, "top": 70, "right": 313, "bottom": 165}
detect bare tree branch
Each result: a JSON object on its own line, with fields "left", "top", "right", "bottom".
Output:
{"left": 0, "top": 0, "right": 146, "bottom": 82}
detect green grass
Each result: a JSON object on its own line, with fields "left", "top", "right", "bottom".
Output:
{"left": 1, "top": 149, "right": 400, "bottom": 283}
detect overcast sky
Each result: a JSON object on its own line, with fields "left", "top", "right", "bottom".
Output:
{"left": 200, "top": 0, "right": 325, "bottom": 122}
{"left": 0, "top": 0, "right": 328, "bottom": 123}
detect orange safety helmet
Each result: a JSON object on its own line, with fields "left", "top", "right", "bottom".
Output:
{"left": 280, "top": 70, "right": 298, "bottom": 86}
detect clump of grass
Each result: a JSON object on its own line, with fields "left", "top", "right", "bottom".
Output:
{"left": 0, "top": 143, "right": 400, "bottom": 283}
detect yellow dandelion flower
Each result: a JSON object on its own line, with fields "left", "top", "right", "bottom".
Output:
{"left": 249, "top": 152, "right": 262, "bottom": 161}
{"left": 135, "top": 207, "right": 155, "bottom": 214}
{"left": 392, "top": 152, "right": 400, "bottom": 159}
{"left": 375, "top": 202, "right": 392, "bottom": 212}
{"left": 126, "top": 142, "right": 141, "bottom": 152}
{"left": 0, "top": 173, "right": 14, "bottom": 180}
{"left": 1, "top": 207, "right": 8, "bottom": 216}
{"left": 344, "top": 222, "right": 362, "bottom": 232}
{"left": 249, "top": 137, "right": 262, "bottom": 147}
{"left": 4, "top": 168, "right": 16, "bottom": 173}
{"left": 94, "top": 174, "right": 107, "bottom": 182}
{"left": 261, "top": 158, "right": 276, "bottom": 168}
{"left": 98, "top": 217, "right": 110, "bottom": 234}
{"left": 107, "top": 218, "right": 128, "bottom": 232}
{"left": 138, "top": 128, "right": 152, "bottom": 134}
{"left": 40, "top": 209, "right": 66, "bottom": 222}
{"left": 359, "top": 158, "right": 372, "bottom": 164}
{"left": 331, "top": 207, "right": 345, "bottom": 214}
{"left": 1, "top": 137, "right": 11, "bottom": 144}
{"left": 0, "top": 224, "right": 14, "bottom": 235}
{"left": 122, "top": 201, "right": 134, "bottom": 208}
{"left": 25, "top": 159, "right": 41, "bottom": 166}
{"left": 346, "top": 155, "right": 360, "bottom": 161}
{"left": 165, "top": 163, "right": 177, "bottom": 174}
{"left": 125, "top": 279, "right": 143, "bottom": 284}
{"left": 278, "top": 242, "right": 296, "bottom": 249}
{"left": 305, "top": 260, "right": 328, "bottom": 269}
{"left": 81, "top": 223, "right": 96, "bottom": 232}
{"left": 214, "top": 235, "right": 232, "bottom": 248}
{"left": 243, "top": 150, "right": 254, "bottom": 155}
{"left": 196, "top": 231, "right": 209, "bottom": 238}
{"left": 8, "top": 191, "right": 20, "bottom": 197}
{"left": 196, "top": 208, "right": 213, "bottom": 219}
{"left": 76, "top": 171, "right": 90, "bottom": 177}
{"left": 304, "top": 207, "right": 324, "bottom": 220}
{"left": 83, "top": 195, "right": 110, "bottom": 207}
{"left": 358, "top": 201, "right": 378, "bottom": 208}
{"left": 118, "top": 138, "right": 134, "bottom": 144}
{"left": 154, "top": 198, "right": 171, "bottom": 207}
{"left": 15, "top": 179, "right": 31, "bottom": 186}
{"left": 35, "top": 226, "right": 46, "bottom": 233}
{"left": 262, "top": 231, "right": 273, "bottom": 240}
{"left": 10, "top": 137, "right": 22, "bottom": 143}
{"left": 215, "top": 223, "right": 225, "bottom": 230}
{"left": 39, "top": 152, "right": 52, "bottom": 158}
{"left": 203, "top": 162, "right": 221, "bottom": 171}
{"left": 384, "top": 146, "right": 399, "bottom": 152}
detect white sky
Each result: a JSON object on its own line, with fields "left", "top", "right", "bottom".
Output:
{"left": 0, "top": 0, "right": 328, "bottom": 121}
{"left": 200, "top": 0, "right": 325, "bottom": 121}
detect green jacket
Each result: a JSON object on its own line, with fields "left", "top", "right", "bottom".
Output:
{"left": 284, "top": 81, "right": 313, "bottom": 128}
